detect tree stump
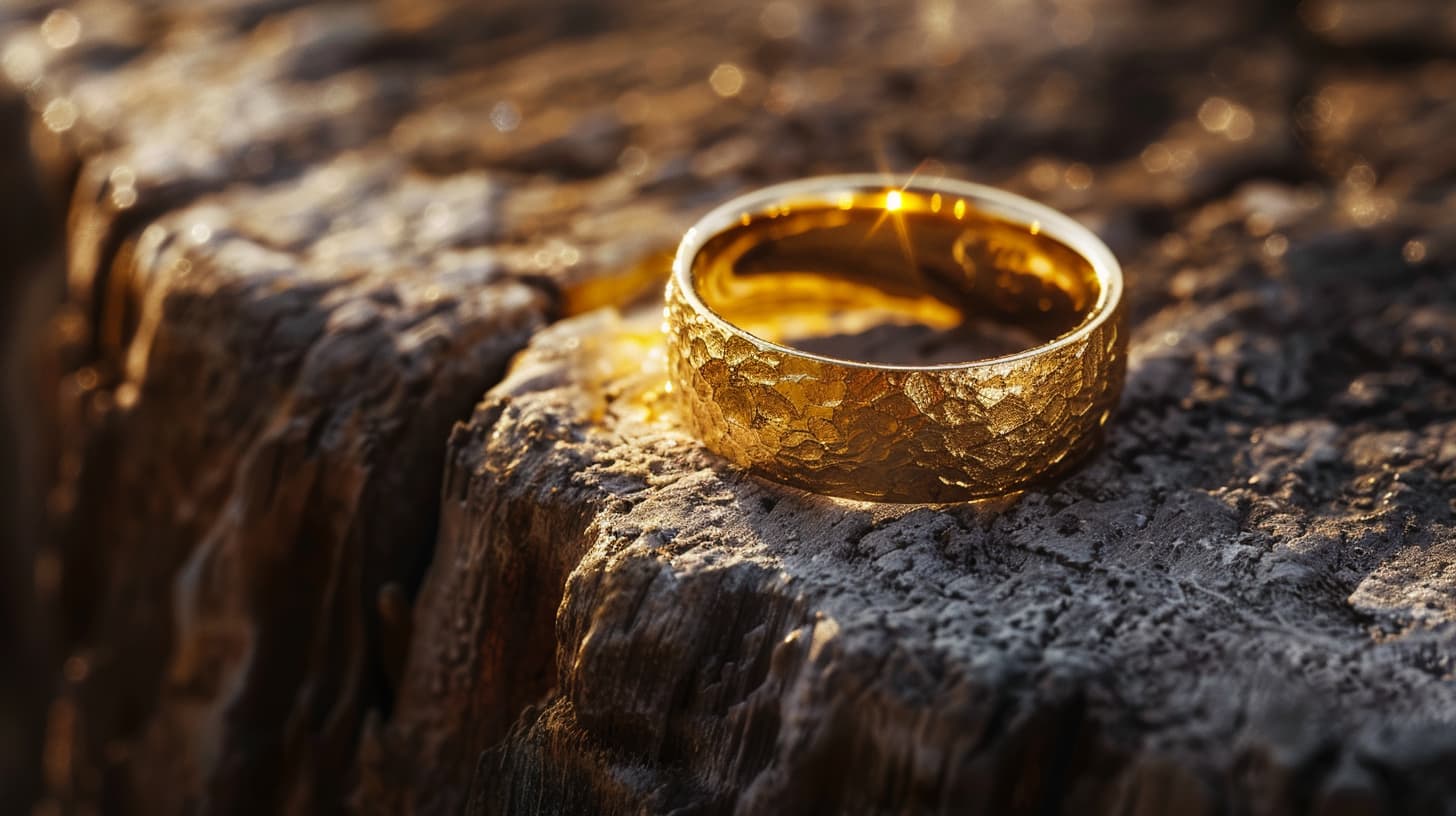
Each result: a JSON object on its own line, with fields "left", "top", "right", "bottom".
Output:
{"left": 4, "top": 0, "right": 1455, "bottom": 814}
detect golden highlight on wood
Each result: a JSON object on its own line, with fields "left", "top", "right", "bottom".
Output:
{"left": 665, "top": 175, "right": 1126, "bottom": 503}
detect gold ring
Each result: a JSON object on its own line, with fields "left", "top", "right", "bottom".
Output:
{"left": 664, "top": 175, "right": 1126, "bottom": 503}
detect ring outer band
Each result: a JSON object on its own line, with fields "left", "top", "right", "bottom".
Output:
{"left": 665, "top": 174, "right": 1127, "bottom": 503}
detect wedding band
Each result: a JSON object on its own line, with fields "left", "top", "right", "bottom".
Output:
{"left": 664, "top": 175, "right": 1125, "bottom": 503}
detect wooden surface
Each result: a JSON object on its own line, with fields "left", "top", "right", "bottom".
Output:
{"left": 2, "top": 0, "right": 1455, "bottom": 813}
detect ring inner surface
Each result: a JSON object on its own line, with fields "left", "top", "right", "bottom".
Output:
{"left": 691, "top": 189, "right": 1101, "bottom": 366}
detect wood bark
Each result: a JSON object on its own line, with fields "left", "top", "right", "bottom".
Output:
{"left": 3, "top": 0, "right": 1455, "bottom": 813}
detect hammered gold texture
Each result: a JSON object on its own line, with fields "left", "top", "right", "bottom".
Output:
{"left": 665, "top": 277, "right": 1127, "bottom": 503}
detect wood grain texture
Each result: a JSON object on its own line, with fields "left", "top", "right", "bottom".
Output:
{"left": 0, "top": 0, "right": 1453, "bottom": 813}
{"left": 400, "top": 282, "right": 1456, "bottom": 814}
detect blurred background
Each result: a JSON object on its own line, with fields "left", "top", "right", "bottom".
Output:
{"left": 2, "top": 0, "right": 1454, "bottom": 812}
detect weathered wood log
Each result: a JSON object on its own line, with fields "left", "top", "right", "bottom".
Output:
{"left": 381, "top": 262, "right": 1456, "bottom": 813}
{"left": 3, "top": 0, "right": 1455, "bottom": 813}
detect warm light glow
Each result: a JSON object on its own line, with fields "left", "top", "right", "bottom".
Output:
{"left": 1064, "top": 163, "right": 1093, "bottom": 191}
{"left": 1198, "top": 96, "right": 1255, "bottom": 141}
{"left": 759, "top": 1, "right": 801, "bottom": 38}
{"left": 43, "top": 97, "right": 76, "bottom": 132}
{"left": 953, "top": 199, "right": 966, "bottom": 219}
{"left": 885, "top": 190, "right": 903, "bottom": 211}
{"left": 41, "top": 9, "right": 81, "bottom": 50}
{"left": 709, "top": 63, "right": 745, "bottom": 98}
{"left": 490, "top": 100, "right": 520, "bottom": 132}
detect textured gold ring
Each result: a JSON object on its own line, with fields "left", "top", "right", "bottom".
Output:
{"left": 665, "top": 175, "right": 1126, "bottom": 503}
